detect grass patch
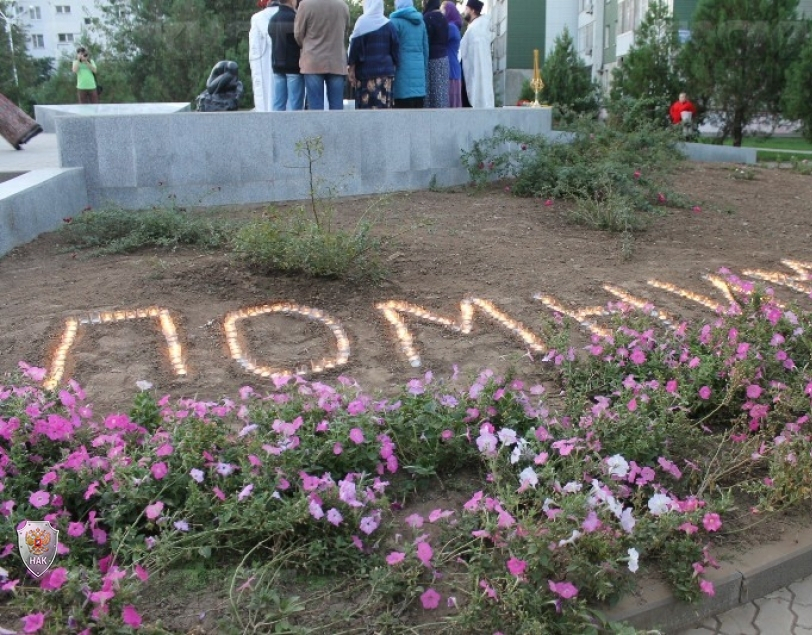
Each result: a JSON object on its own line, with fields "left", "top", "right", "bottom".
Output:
{"left": 62, "top": 206, "right": 235, "bottom": 255}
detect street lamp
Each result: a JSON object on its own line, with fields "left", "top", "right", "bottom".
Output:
{"left": 0, "top": 1, "right": 20, "bottom": 92}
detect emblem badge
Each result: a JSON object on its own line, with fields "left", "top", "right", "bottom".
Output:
{"left": 17, "top": 520, "right": 59, "bottom": 578}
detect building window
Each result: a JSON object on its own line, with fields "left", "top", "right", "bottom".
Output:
{"left": 620, "top": 0, "right": 650, "bottom": 34}
{"left": 579, "top": 24, "right": 594, "bottom": 55}
{"left": 84, "top": 17, "right": 92, "bottom": 24}
{"left": 605, "top": 24, "right": 610, "bottom": 47}
{"left": 55, "top": 5, "right": 71, "bottom": 14}
{"left": 31, "top": 34, "right": 45, "bottom": 48}
{"left": 57, "top": 33, "right": 75, "bottom": 43}
{"left": 29, "top": 6, "right": 41, "bottom": 19}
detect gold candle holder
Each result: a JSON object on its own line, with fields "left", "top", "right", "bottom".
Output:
{"left": 531, "top": 49, "right": 545, "bottom": 107}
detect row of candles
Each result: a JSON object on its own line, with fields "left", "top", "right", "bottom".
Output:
{"left": 40, "top": 259, "right": 811, "bottom": 389}
{"left": 223, "top": 303, "right": 350, "bottom": 379}
{"left": 44, "top": 307, "right": 186, "bottom": 390}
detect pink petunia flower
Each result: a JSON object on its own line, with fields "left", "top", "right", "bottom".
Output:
{"left": 122, "top": 605, "right": 142, "bottom": 628}
{"left": 151, "top": 462, "right": 168, "bottom": 481}
{"left": 386, "top": 551, "right": 406, "bottom": 565}
{"left": 40, "top": 567, "right": 68, "bottom": 591}
{"left": 238, "top": 484, "right": 254, "bottom": 501}
{"left": 21, "top": 612, "right": 45, "bottom": 633}
{"left": 145, "top": 501, "right": 164, "bottom": 521}
{"left": 359, "top": 516, "right": 379, "bottom": 535}
{"left": 699, "top": 579, "right": 715, "bottom": 596}
{"left": 702, "top": 512, "right": 722, "bottom": 532}
{"left": 698, "top": 386, "right": 712, "bottom": 400}
{"left": 326, "top": 508, "right": 343, "bottom": 526}
{"left": 420, "top": 588, "right": 441, "bottom": 610}
{"left": 506, "top": 557, "right": 527, "bottom": 578}
{"left": 29, "top": 491, "right": 50, "bottom": 509}
{"left": 349, "top": 428, "right": 365, "bottom": 444}
{"left": 416, "top": 541, "right": 433, "bottom": 566}
{"left": 549, "top": 580, "right": 578, "bottom": 599}
{"left": 67, "top": 522, "right": 85, "bottom": 537}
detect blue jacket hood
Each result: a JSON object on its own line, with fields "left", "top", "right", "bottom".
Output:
{"left": 391, "top": 6, "right": 423, "bottom": 25}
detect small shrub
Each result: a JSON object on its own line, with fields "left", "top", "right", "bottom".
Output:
{"left": 789, "top": 155, "right": 812, "bottom": 175}
{"left": 461, "top": 118, "right": 689, "bottom": 242}
{"left": 232, "top": 207, "right": 384, "bottom": 280}
{"left": 730, "top": 166, "right": 756, "bottom": 180}
{"left": 62, "top": 205, "right": 234, "bottom": 254}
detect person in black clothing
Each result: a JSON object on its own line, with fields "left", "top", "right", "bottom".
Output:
{"left": 348, "top": 0, "right": 400, "bottom": 109}
{"left": 269, "top": 0, "right": 304, "bottom": 110}
{"left": 422, "top": 0, "right": 449, "bottom": 108}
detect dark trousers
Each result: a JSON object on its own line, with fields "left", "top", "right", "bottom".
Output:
{"left": 460, "top": 65, "right": 471, "bottom": 108}
{"left": 78, "top": 89, "right": 99, "bottom": 104}
{"left": 394, "top": 97, "right": 424, "bottom": 109}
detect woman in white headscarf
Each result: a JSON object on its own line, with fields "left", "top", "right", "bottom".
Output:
{"left": 348, "top": 0, "right": 401, "bottom": 109}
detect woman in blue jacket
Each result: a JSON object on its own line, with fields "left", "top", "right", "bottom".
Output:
{"left": 390, "top": 0, "right": 429, "bottom": 108}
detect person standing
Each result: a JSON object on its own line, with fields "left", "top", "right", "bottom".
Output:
{"left": 670, "top": 92, "right": 698, "bottom": 124}
{"left": 422, "top": 0, "right": 449, "bottom": 108}
{"left": 72, "top": 47, "right": 98, "bottom": 104}
{"left": 248, "top": 0, "right": 279, "bottom": 112}
{"left": 389, "top": 0, "right": 428, "bottom": 109}
{"left": 459, "top": 0, "right": 494, "bottom": 109}
{"left": 348, "top": 0, "right": 399, "bottom": 109}
{"left": 440, "top": 1, "right": 462, "bottom": 108}
{"left": 294, "top": 0, "right": 350, "bottom": 110}
{"left": 269, "top": 0, "right": 304, "bottom": 110}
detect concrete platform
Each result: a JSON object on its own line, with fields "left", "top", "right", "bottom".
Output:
{"left": 34, "top": 102, "right": 191, "bottom": 133}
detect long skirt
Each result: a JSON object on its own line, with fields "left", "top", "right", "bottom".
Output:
{"left": 425, "top": 58, "right": 449, "bottom": 109}
{"left": 449, "top": 79, "right": 462, "bottom": 108}
{"left": 355, "top": 76, "right": 394, "bottom": 109}
{"left": 0, "top": 93, "right": 42, "bottom": 150}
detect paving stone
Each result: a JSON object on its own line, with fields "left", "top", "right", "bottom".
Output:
{"left": 678, "top": 628, "right": 719, "bottom": 634}
{"left": 713, "top": 602, "right": 759, "bottom": 635}
{"left": 795, "top": 601, "right": 812, "bottom": 629}
{"left": 790, "top": 575, "right": 812, "bottom": 606}
{"left": 753, "top": 596, "right": 795, "bottom": 633}
{"left": 763, "top": 586, "right": 794, "bottom": 602}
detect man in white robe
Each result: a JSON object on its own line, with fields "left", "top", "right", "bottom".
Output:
{"left": 459, "top": 0, "right": 494, "bottom": 109}
{"left": 248, "top": 0, "right": 279, "bottom": 112}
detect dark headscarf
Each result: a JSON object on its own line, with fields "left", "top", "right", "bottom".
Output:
{"left": 423, "top": 0, "right": 441, "bottom": 13}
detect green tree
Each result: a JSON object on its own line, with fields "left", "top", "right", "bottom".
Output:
{"left": 608, "top": 0, "right": 683, "bottom": 127}
{"left": 540, "top": 27, "right": 600, "bottom": 119}
{"left": 678, "top": 0, "right": 806, "bottom": 146}
{"left": 0, "top": 0, "right": 49, "bottom": 113}
{"left": 782, "top": 21, "right": 812, "bottom": 142}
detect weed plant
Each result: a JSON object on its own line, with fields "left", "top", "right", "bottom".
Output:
{"left": 232, "top": 136, "right": 388, "bottom": 281}
{"left": 62, "top": 205, "right": 234, "bottom": 255}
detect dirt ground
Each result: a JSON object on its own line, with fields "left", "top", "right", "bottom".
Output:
{"left": 1, "top": 162, "right": 811, "bottom": 414}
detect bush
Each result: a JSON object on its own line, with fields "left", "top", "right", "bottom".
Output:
{"left": 232, "top": 207, "right": 384, "bottom": 280}
{"left": 62, "top": 205, "right": 234, "bottom": 254}
{"left": 461, "top": 118, "right": 689, "bottom": 237}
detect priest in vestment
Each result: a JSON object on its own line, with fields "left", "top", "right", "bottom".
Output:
{"left": 459, "top": 0, "right": 494, "bottom": 109}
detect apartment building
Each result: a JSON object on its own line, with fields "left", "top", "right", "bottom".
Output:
{"left": 6, "top": 0, "right": 105, "bottom": 63}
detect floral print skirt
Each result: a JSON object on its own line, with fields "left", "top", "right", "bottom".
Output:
{"left": 355, "top": 76, "right": 395, "bottom": 110}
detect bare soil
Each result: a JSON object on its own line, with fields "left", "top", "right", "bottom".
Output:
{"left": 1, "top": 162, "right": 811, "bottom": 414}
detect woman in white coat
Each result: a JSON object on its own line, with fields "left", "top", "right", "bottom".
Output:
{"left": 248, "top": 0, "right": 279, "bottom": 112}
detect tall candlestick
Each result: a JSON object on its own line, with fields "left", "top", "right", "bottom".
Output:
{"left": 533, "top": 49, "right": 540, "bottom": 80}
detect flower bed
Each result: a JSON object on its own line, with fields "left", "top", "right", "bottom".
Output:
{"left": 1, "top": 273, "right": 810, "bottom": 634}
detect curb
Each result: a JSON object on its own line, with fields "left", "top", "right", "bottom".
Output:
{"left": 605, "top": 526, "right": 812, "bottom": 633}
